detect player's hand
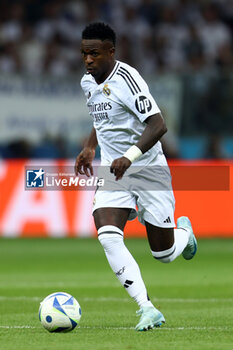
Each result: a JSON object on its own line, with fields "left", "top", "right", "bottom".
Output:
{"left": 74, "top": 148, "right": 95, "bottom": 177}
{"left": 110, "top": 157, "right": 131, "bottom": 181}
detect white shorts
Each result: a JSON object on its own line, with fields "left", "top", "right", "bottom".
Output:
{"left": 92, "top": 153, "right": 175, "bottom": 228}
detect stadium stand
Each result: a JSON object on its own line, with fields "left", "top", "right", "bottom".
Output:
{"left": 0, "top": 0, "right": 232, "bottom": 159}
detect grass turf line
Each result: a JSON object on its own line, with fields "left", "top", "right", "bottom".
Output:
{"left": 0, "top": 238, "right": 232, "bottom": 350}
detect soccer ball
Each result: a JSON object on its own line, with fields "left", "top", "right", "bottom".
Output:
{"left": 39, "top": 292, "right": 82, "bottom": 332}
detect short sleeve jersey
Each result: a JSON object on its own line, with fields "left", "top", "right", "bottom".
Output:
{"left": 81, "top": 60, "right": 163, "bottom": 166}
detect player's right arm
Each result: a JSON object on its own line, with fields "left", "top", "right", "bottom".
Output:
{"left": 74, "top": 127, "right": 98, "bottom": 177}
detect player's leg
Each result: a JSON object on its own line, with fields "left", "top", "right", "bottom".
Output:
{"left": 94, "top": 207, "right": 154, "bottom": 309}
{"left": 134, "top": 153, "right": 196, "bottom": 261}
{"left": 145, "top": 222, "right": 191, "bottom": 263}
{"left": 136, "top": 187, "right": 196, "bottom": 262}
{"left": 94, "top": 206, "right": 165, "bottom": 331}
{"left": 94, "top": 207, "right": 129, "bottom": 231}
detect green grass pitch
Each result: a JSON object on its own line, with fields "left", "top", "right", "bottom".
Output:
{"left": 0, "top": 238, "right": 232, "bottom": 350}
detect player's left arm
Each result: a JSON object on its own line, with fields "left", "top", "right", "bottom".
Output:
{"left": 136, "top": 113, "right": 167, "bottom": 153}
{"left": 111, "top": 113, "right": 167, "bottom": 180}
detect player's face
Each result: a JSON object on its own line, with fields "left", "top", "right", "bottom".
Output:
{"left": 81, "top": 39, "right": 115, "bottom": 84}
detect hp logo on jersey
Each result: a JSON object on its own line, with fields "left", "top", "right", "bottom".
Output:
{"left": 135, "top": 95, "right": 152, "bottom": 114}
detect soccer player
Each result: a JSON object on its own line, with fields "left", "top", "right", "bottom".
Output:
{"left": 75, "top": 22, "right": 197, "bottom": 331}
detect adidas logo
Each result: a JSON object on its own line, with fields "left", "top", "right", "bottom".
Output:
{"left": 163, "top": 216, "right": 171, "bottom": 223}
{"left": 124, "top": 280, "right": 133, "bottom": 288}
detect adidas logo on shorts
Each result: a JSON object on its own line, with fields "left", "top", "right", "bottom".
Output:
{"left": 163, "top": 216, "right": 171, "bottom": 223}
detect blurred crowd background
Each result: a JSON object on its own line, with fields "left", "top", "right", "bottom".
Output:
{"left": 0, "top": 0, "right": 232, "bottom": 160}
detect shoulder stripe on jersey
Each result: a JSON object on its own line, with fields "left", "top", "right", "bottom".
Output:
{"left": 117, "top": 69, "right": 140, "bottom": 95}
{"left": 118, "top": 67, "right": 141, "bottom": 93}
{"left": 108, "top": 62, "right": 120, "bottom": 80}
{"left": 117, "top": 72, "right": 135, "bottom": 95}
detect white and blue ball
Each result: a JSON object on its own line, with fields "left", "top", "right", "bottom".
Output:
{"left": 39, "top": 292, "right": 81, "bottom": 332}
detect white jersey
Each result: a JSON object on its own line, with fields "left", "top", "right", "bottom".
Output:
{"left": 80, "top": 60, "right": 163, "bottom": 167}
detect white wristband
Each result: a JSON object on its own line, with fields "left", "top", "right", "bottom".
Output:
{"left": 123, "top": 145, "right": 142, "bottom": 163}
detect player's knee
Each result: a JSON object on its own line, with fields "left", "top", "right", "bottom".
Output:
{"left": 97, "top": 225, "right": 123, "bottom": 252}
{"left": 151, "top": 243, "right": 176, "bottom": 263}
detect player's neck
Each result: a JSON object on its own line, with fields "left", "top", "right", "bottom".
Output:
{"left": 95, "top": 60, "right": 116, "bottom": 84}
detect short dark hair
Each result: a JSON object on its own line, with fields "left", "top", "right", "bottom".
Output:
{"left": 82, "top": 22, "right": 116, "bottom": 47}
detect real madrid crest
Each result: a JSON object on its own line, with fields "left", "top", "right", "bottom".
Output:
{"left": 103, "top": 84, "right": 111, "bottom": 96}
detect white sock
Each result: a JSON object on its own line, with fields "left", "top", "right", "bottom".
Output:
{"left": 151, "top": 228, "right": 190, "bottom": 263}
{"left": 174, "top": 228, "right": 190, "bottom": 256}
{"left": 98, "top": 225, "right": 153, "bottom": 308}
